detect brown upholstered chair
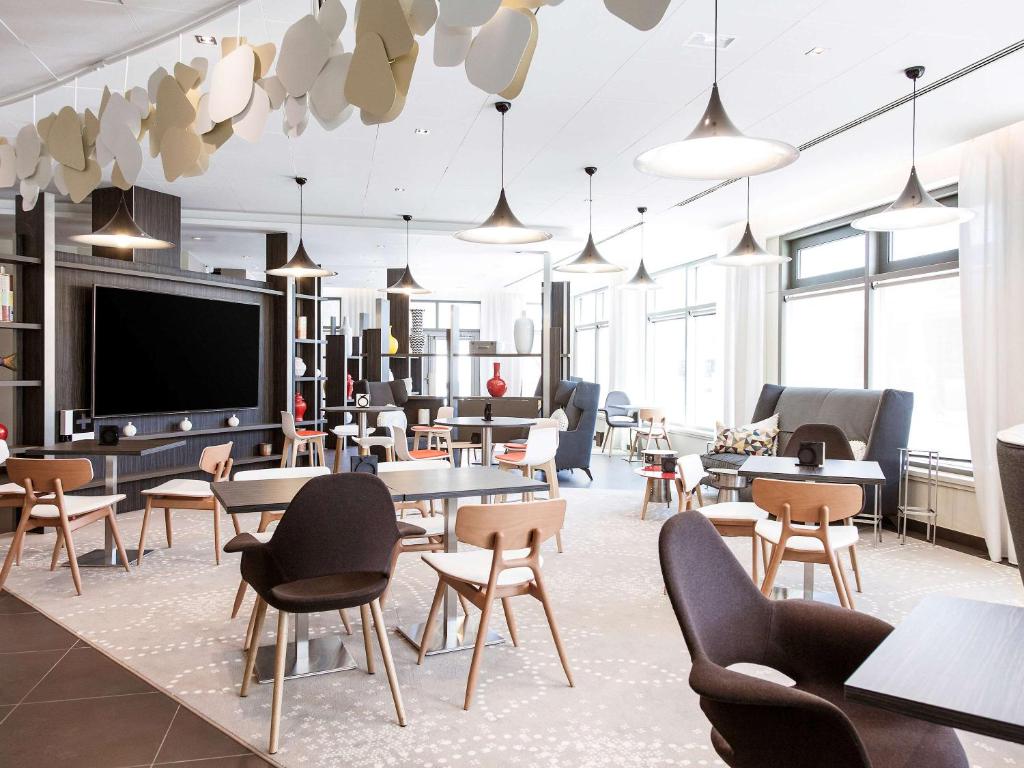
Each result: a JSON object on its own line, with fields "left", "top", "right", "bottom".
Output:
{"left": 227, "top": 473, "right": 406, "bottom": 753}
{"left": 659, "top": 511, "right": 969, "bottom": 768}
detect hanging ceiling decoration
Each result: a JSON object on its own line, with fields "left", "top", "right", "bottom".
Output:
{"left": 633, "top": 0, "right": 799, "bottom": 180}
{"left": 454, "top": 101, "right": 551, "bottom": 245}
{"left": 623, "top": 206, "right": 659, "bottom": 289}
{"left": 386, "top": 215, "right": 430, "bottom": 294}
{"left": 266, "top": 177, "right": 336, "bottom": 278}
{"left": 556, "top": 167, "right": 624, "bottom": 273}
{"left": 713, "top": 178, "right": 789, "bottom": 267}
{"left": 852, "top": 66, "right": 974, "bottom": 232}
{"left": 69, "top": 194, "right": 174, "bottom": 251}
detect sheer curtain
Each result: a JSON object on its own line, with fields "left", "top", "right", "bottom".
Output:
{"left": 959, "top": 121, "right": 1024, "bottom": 564}
{"left": 608, "top": 285, "right": 647, "bottom": 402}
{"left": 327, "top": 288, "right": 380, "bottom": 333}
{"left": 480, "top": 289, "right": 531, "bottom": 396}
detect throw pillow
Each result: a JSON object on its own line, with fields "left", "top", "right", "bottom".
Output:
{"left": 712, "top": 413, "right": 780, "bottom": 456}
{"left": 551, "top": 408, "right": 570, "bottom": 431}
{"left": 849, "top": 439, "right": 868, "bottom": 461}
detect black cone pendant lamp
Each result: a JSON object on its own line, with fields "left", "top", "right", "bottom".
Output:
{"left": 386, "top": 215, "right": 429, "bottom": 295}
{"left": 634, "top": 0, "right": 798, "bottom": 180}
{"left": 714, "top": 178, "right": 789, "bottom": 267}
{"left": 454, "top": 101, "right": 552, "bottom": 244}
{"left": 266, "top": 177, "right": 336, "bottom": 278}
{"left": 852, "top": 66, "right": 973, "bottom": 231}
{"left": 556, "top": 167, "right": 624, "bottom": 273}
{"left": 623, "top": 207, "right": 659, "bottom": 289}
{"left": 70, "top": 192, "right": 174, "bottom": 251}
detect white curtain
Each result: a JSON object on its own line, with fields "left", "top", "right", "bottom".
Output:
{"left": 480, "top": 289, "right": 532, "bottom": 397}
{"left": 959, "top": 121, "right": 1024, "bottom": 564}
{"left": 608, "top": 285, "right": 647, "bottom": 400}
{"left": 328, "top": 288, "right": 380, "bottom": 333}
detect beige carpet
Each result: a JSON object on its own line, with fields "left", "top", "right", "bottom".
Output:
{"left": 4, "top": 488, "right": 1024, "bottom": 767}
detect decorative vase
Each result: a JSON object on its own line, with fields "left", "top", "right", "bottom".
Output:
{"left": 227, "top": 414, "right": 239, "bottom": 427}
{"left": 179, "top": 417, "right": 192, "bottom": 432}
{"left": 514, "top": 310, "right": 534, "bottom": 354}
{"left": 486, "top": 362, "right": 507, "bottom": 397}
{"left": 0, "top": 423, "right": 8, "bottom": 441}
{"left": 123, "top": 422, "right": 137, "bottom": 437}
{"left": 294, "top": 392, "right": 308, "bottom": 422}
{"left": 340, "top": 316, "right": 352, "bottom": 356}
{"left": 409, "top": 308, "right": 426, "bottom": 353}
{"left": 346, "top": 372, "right": 354, "bottom": 400}
{"left": 294, "top": 356, "right": 307, "bottom": 377}
{"left": 387, "top": 325, "right": 399, "bottom": 355}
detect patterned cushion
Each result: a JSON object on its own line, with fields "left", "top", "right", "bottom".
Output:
{"left": 712, "top": 414, "right": 780, "bottom": 457}
{"left": 551, "top": 408, "right": 570, "bottom": 431}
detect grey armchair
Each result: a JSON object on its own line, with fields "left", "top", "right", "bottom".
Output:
{"left": 551, "top": 379, "right": 600, "bottom": 479}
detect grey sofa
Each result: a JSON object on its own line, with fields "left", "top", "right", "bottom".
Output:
{"left": 702, "top": 384, "right": 913, "bottom": 517}
{"left": 550, "top": 379, "right": 601, "bottom": 479}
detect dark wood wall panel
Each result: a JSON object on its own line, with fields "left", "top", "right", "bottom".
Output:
{"left": 15, "top": 195, "right": 47, "bottom": 447}
{"left": 91, "top": 186, "right": 181, "bottom": 268}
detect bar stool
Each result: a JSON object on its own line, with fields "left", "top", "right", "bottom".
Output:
{"left": 0, "top": 458, "right": 129, "bottom": 596}
{"left": 138, "top": 442, "right": 234, "bottom": 565}
{"left": 280, "top": 411, "right": 327, "bottom": 467}
{"left": 495, "top": 418, "right": 563, "bottom": 551}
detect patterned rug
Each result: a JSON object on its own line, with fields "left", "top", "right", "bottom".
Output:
{"left": 4, "top": 488, "right": 1023, "bottom": 767}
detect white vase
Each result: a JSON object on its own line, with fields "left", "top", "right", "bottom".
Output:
{"left": 514, "top": 311, "right": 534, "bottom": 354}
{"left": 340, "top": 316, "right": 352, "bottom": 356}
{"left": 123, "top": 422, "right": 137, "bottom": 437}
{"left": 179, "top": 417, "right": 192, "bottom": 432}
{"left": 294, "top": 356, "right": 307, "bottom": 377}
{"left": 227, "top": 414, "right": 239, "bottom": 427}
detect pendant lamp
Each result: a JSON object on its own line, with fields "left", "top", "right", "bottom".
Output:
{"left": 454, "top": 101, "right": 552, "bottom": 244}
{"left": 623, "top": 206, "right": 659, "bottom": 289}
{"left": 555, "top": 167, "right": 624, "bottom": 273}
{"left": 69, "top": 192, "right": 174, "bottom": 250}
{"left": 634, "top": 0, "right": 799, "bottom": 180}
{"left": 713, "top": 178, "right": 790, "bottom": 267}
{"left": 266, "top": 177, "right": 336, "bottom": 278}
{"left": 385, "top": 215, "right": 430, "bottom": 295}
{"left": 852, "top": 66, "right": 974, "bottom": 232}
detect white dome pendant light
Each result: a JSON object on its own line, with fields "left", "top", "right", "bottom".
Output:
{"left": 454, "top": 101, "right": 552, "bottom": 245}
{"left": 633, "top": 0, "right": 799, "bottom": 180}
{"left": 622, "top": 206, "right": 659, "bottom": 289}
{"left": 385, "top": 215, "right": 430, "bottom": 295}
{"left": 852, "top": 66, "right": 974, "bottom": 232}
{"left": 556, "top": 167, "right": 625, "bottom": 273}
{"left": 714, "top": 178, "right": 790, "bottom": 267}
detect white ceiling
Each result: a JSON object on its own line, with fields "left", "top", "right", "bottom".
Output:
{"left": 1, "top": 0, "right": 1023, "bottom": 290}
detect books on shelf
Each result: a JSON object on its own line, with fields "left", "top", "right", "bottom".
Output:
{"left": 0, "top": 267, "right": 14, "bottom": 322}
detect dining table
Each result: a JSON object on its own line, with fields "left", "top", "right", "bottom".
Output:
{"left": 211, "top": 465, "right": 548, "bottom": 681}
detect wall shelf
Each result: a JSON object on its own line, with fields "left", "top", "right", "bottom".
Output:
{"left": 0, "top": 254, "right": 42, "bottom": 265}
{"left": 294, "top": 338, "right": 325, "bottom": 345}
{"left": 102, "top": 422, "right": 282, "bottom": 441}
{"left": 0, "top": 380, "right": 41, "bottom": 387}
{"left": 295, "top": 293, "right": 328, "bottom": 302}
{"left": 295, "top": 376, "right": 326, "bottom": 382}
{"left": 0, "top": 322, "right": 41, "bottom": 330}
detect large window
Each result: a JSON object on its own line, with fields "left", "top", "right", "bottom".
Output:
{"left": 781, "top": 191, "right": 969, "bottom": 460}
{"left": 646, "top": 259, "right": 724, "bottom": 428}
{"left": 572, "top": 288, "right": 610, "bottom": 395}
{"left": 410, "top": 300, "right": 481, "bottom": 397}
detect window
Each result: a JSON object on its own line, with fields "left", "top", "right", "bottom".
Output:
{"left": 572, "top": 288, "right": 610, "bottom": 395}
{"left": 409, "top": 300, "right": 482, "bottom": 397}
{"left": 781, "top": 189, "right": 969, "bottom": 460}
{"left": 646, "top": 260, "right": 724, "bottom": 428}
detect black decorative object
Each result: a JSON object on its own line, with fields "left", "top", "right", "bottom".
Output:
{"left": 351, "top": 455, "right": 378, "bottom": 474}
{"left": 483, "top": 402, "right": 493, "bottom": 422}
{"left": 661, "top": 455, "right": 678, "bottom": 475}
{"left": 98, "top": 425, "right": 120, "bottom": 446}
{"left": 796, "top": 441, "right": 826, "bottom": 467}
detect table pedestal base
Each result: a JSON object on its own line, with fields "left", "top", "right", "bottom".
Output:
{"left": 67, "top": 548, "right": 151, "bottom": 567}
{"left": 254, "top": 636, "right": 356, "bottom": 683}
{"left": 769, "top": 563, "right": 841, "bottom": 605}
{"left": 397, "top": 617, "right": 504, "bottom": 656}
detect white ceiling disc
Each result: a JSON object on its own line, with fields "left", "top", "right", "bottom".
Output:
{"left": 15, "top": 124, "right": 41, "bottom": 180}
{"left": 26, "top": 154, "right": 52, "bottom": 190}
{"left": 127, "top": 86, "right": 151, "bottom": 119}
{"left": 147, "top": 66, "right": 168, "bottom": 103}
{"left": 283, "top": 111, "right": 308, "bottom": 138}
{"left": 52, "top": 162, "right": 68, "bottom": 195}
{"left": 100, "top": 92, "right": 141, "bottom": 141}
{"left": 439, "top": 0, "right": 500, "bottom": 28}
{"left": 190, "top": 56, "right": 209, "bottom": 85}
{"left": 233, "top": 82, "right": 272, "bottom": 143}
{"left": 433, "top": 21, "right": 472, "bottom": 67}
{"left": 604, "top": 0, "right": 670, "bottom": 31}
{"left": 261, "top": 76, "right": 287, "bottom": 110}
{"left": 95, "top": 135, "right": 114, "bottom": 167}
{"left": 19, "top": 179, "right": 39, "bottom": 211}
{"left": 283, "top": 94, "right": 308, "bottom": 129}
{"left": 310, "top": 53, "right": 353, "bottom": 126}
{"left": 0, "top": 143, "right": 16, "bottom": 188}
{"left": 317, "top": 0, "right": 347, "bottom": 41}
{"left": 465, "top": 8, "right": 536, "bottom": 94}
{"left": 404, "top": 0, "right": 438, "bottom": 35}
{"left": 112, "top": 127, "right": 143, "bottom": 186}
{"left": 209, "top": 44, "right": 257, "bottom": 123}
{"left": 195, "top": 93, "right": 214, "bottom": 135}
{"left": 277, "top": 14, "right": 331, "bottom": 97}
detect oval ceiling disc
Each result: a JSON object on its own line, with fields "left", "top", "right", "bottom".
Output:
{"left": 277, "top": 14, "right": 331, "bottom": 97}
{"left": 209, "top": 44, "right": 257, "bottom": 123}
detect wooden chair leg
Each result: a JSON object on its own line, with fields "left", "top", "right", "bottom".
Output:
{"left": 825, "top": 549, "right": 851, "bottom": 609}
{"left": 243, "top": 598, "right": 258, "bottom": 651}
{"left": 240, "top": 597, "right": 267, "bottom": 696}
{"left": 213, "top": 504, "right": 222, "bottom": 566}
{"left": 164, "top": 508, "right": 173, "bottom": 547}
{"left": 268, "top": 610, "right": 289, "bottom": 754}
{"left": 534, "top": 572, "right": 574, "bottom": 688}
{"left": 60, "top": 519, "right": 83, "bottom": 595}
{"left": 750, "top": 534, "right": 760, "bottom": 583}
{"left": 107, "top": 511, "right": 131, "bottom": 574}
{"left": 848, "top": 544, "right": 863, "bottom": 593}
{"left": 759, "top": 537, "right": 786, "bottom": 597}
{"left": 836, "top": 550, "right": 856, "bottom": 609}
{"left": 0, "top": 511, "right": 33, "bottom": 590}
{"left": 360, "top": 603, "right": 376, "bottom": 674}
{"left": 333, "top": 437, "right": 343, "bottom": 473}
{"left": 230, "top": 511, "right": 241, "bottom": 535}
{"left": 50, "top": 529, "right": 64, "bottom": 571}
{"left": 640, "top": 478, "right": 653, "bottom": 520}
{"left": 280, "top": 439, "right": 291, "bottom": 468}
{"left": 370, "top": 599, "right": 407, "bottom": 726}
{"left": 137, "top": 497, "right": 153, "bottom": 565}
{"left": 232, "top": 580, "right": 249, "bottom": 620}
{"left": 501, "top": 597, "right": 519, "bottom": 647}
{"left": 464, "top": 592, "right": 496, "bottom": 710}
{"left": 457, "top": 592, "right": 472, "bottom": 617}
{"left": 339, "top": 609, "right": 352, "bottom": 635}
{"left": 417, "top": 580, "right": 446, "bottom": 665}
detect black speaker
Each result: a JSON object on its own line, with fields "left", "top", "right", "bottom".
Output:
{"left": 98, "top": 425, "right": 120, "bottom": 446}
{"left": 796, "top": 441, "right": 825, "bottom": 467}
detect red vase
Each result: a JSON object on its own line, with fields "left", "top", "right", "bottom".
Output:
{"left": 486, "top": 362, "right": 507, "bottom": 397}
{"left": 294, "top": 392, "right": 308, "bottom": 422}
{"left": 346, "top": 372, "right": 354, "bottom": 400}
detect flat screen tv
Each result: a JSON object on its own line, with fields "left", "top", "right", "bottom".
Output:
{"left": 92, "top": 286, "right": 261, "bottom": 417}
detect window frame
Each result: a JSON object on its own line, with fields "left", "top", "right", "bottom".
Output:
{"left": 572, "top": 287, "right": 610, "bottom": 387}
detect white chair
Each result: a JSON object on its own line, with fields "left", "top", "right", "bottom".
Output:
{"left": 353, "top": 410, "right": 406, "bottom": 458}
{"left": 331, "top": 423, "right": 375, "bottom": 473}
{"left": 628, "top": 407, "right": 673, "bottom": 461}
{"left": 281, "top": 411, "right": 327, "bottom": 468}
{"left": 495, "top": 419, "right": 563, "bottom": 551}
{"left": 410, "top": 405, "right": 454, "bottom": 451}
{"left": 390, "top": 424, "right": 454, "bottom": 462}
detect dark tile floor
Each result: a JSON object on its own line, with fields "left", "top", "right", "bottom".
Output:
{"left": 0, "top": 591, "right": 275, "bottom": 768}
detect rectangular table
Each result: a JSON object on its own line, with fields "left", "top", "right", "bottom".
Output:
{"left": 211, "top": 466, "right": 548, "bottom": 680}
{"left": 25, "top": 438, "right": 185, "bottom": 566}
{"left": 846, "top": 595, "right": 1024, "bottom": 744}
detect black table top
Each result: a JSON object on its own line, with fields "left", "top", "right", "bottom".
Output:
{"left": 846, "top": 595, "right": 1024, "bottom": 744}
{"left": 212, "top": 466, "right": 549, "bottom": 514}
{"left": 24, "top": 437, "right": 186, "bottom": 457}
{"left": 324, "top": 405, "right": 401, "bottom": 413}
{"left": 435, "top": 416, "right": 536, "bottom": 428}
{"left": 738, "top": 455, "right": 885, "bottom": 485}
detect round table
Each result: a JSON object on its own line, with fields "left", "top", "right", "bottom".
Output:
{"left": 707, "top": 467, "right": 747, "bottom": 503}
{"left": 634, "top": 466, "right": 683, "bottom": 520}
{"left": 434, "top": 416, "right": 536, "bottom": 469}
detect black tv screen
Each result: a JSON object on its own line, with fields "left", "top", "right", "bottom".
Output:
{"left": 92, "top": 286, "right": 261, "bottom": 417}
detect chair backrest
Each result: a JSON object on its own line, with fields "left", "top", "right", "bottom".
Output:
{"left": 456, "top": 498, "right": 565, "bottom": 553}
{"left": 603, "top": 391, "right": 630, "bottom": 418}
{"left": 6, "top": 457, "right": 93, "bottom": 495}
{"left": 638, "top": 407, "right": 665, "bottom": 426}
{"left": 377, "top": 459, "right": 451, "bottom": 473}
{"left": 436, "top": 405, "right": 455, "bottom": 421}
{"left": 0, "top": 439, "right": 9, "bottom": 465}
{"left": 199, "top": 441, "right": 233, "bottom": 478}
{"left": 388, "top": 424, "right": 414, "bottom": 461}
{"left": 234, "top": 466, "right": 331, "bottom": 481}
{"left": 267, "top": 473, "right": 400, "bottom": 579}
{"left": 752, "top": 477, "right": 863, "bottom": 524}
{"left": 522, "top": 418, "right": 559, "bottom": 465}
{"left": 677, "top": 454, "right": 705, "bottom": 493}
{"left": 281, "top": 410, "right": 301, "bottom": 440}
{"left": 781, "top": 423, "right": 855, "bottom": 461}
{"left": 377, "top": 409, "right": 408, "bottom": 429}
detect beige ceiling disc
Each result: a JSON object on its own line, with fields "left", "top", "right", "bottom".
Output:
{"left": 357, "top": 0, "right": 414, "bottom": 60}
{"left": 209, "top": 44, "right": 257, "bottom": 123}
{"left": 174, "top": 62, "right": 202, "bottom": 91}
{"left": 433, "top": 21, "right": 472, "bottom": 66}
{"left": 15, "top": 124, "right": 41, "bottom": 180}
{"left": 277, "top": 15, "right": 331, "bottom": 97}
{"left": 440, "top": 0, "right": 500, "bottom": 28}
{"left": 233, "top": 82, "right": 272, "bottom": 143}
{"left": 63, "top": 158, "right": 101, "bottom": 204}
{"left": 47, "top": 107, "right": 86, "bottom": 171}
{"left": 202, "top": 119, "right": 233, "bottom": 152}
{"left": 604, "top": 0, "right": 670, "bottom": 31}
{"left": 147, "top": 67, "right": 168, "bottom": 103}
{"left": 404, "top": 0, "right": 438, "bottom": 35}
{"left": 160, "top": 126, "right": 202, "bottom": 181}
{"left": 345, "top": 34, "right": 399, "bottom": 117}
{"left": 261, "top": 76, "right": 287, "bottom": 109}
{"left": 253, "top": 43, "right": 277, "bottom": 79}
{"left": 310, "top": 52, "right": 353, "bottom": 129}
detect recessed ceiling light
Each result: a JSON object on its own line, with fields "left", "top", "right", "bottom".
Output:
{"left": 394, "top": 186, "right": 406, "bottom": 192}
{"left": 684, "top": 31, "right": 735, "bottom": 50}
{"left": 194, "top": 34, "right": 217, "bottom": 46}
{"left": 414, "top": 128, "right": 430, "bottom": 135}
{"left": 804, "top": 46, "right": 827, "bottom": 56}
{"left": 191, "top": 236, "right": 203, "bottom": 241}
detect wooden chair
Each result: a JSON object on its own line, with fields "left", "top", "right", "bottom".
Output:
{"left": 753, "top": 478, "right": 863, "bottom": 609}
{"left": 280, "top": 411, "right": 327, "bottom": 467}
{"left": 410, "top": 405, "right": 454, "bottom": 451}
{"left": 138, "top": 442, "right": 234, "bottom": 565}
{"left": 417, "top": 498, "right": 574, "bottom": 710}
{"left": 0, "top": 457, "right": 129, "bottom": 596}
{"left": 495, "top": 418, "right": 563, "bottom": 552}
{"left": 389, "top": 424, "right": 455, "bottom": 463}
{"left": 628, "top": 407, "right": 672, "bottom": 461}
{"left": 0, "top": 440, "right": 27, "bottom": 565}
